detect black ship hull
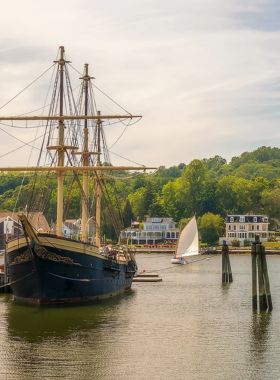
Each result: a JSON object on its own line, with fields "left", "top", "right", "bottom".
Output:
{"left": 6, "top": 234, "right": 136, "bottom": 304}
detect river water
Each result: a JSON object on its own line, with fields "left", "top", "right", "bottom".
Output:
{"left": 1, "top": 254, "right": 280, "bottom": 379}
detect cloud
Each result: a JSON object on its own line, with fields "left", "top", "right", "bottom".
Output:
{"left": 0, "top": 0, "right": 279, "bottom": 169}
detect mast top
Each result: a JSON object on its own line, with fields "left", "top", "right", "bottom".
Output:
{"left": 54, "top": 46, "right": 70, "bottom": 65}
{"left": 80, "top": 63, "right": 95, "bottom": 81}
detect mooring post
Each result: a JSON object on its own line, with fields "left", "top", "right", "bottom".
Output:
{"left": 222, "top": 240, "right": 232, "bottom": 283}
{"left": 226, "top": 246, "right": 233, "bottom": 282}
{"left": 260, "top": 244, "right": 273, "bottom": 311}
{"left": 251, "top": 235, "right": 272, "bottom": 311}
{"left": 256, "top": 243, "right": 266, "bottom": 310}
{"left": 251, "top": 239, "right": 258, "bottom": 309}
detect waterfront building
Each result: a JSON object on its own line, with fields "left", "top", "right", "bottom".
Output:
{"left": 0, "top": 212, "right": 50, "bottom": 252}
{"left": 219, "top": 212, "right": 275, "bottom": 246}
{"left": 63, "top": 218, "right": 95, "bottom": 240}
{"left": 124, "top": 217, "right": 179, "bottom": 245}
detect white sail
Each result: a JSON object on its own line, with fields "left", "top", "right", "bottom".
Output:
{"left": 176, "top": 216, "right": 199, "bottom": 257}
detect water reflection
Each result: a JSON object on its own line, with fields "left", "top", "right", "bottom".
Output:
{"left": 1, "top": 255, "right": 280, "bottom": 380}
{"left": 7, "top": 291, "right": 136, "bottom": 342}
{"left": 250, "top": 310, "right": 272, "bottom": 354}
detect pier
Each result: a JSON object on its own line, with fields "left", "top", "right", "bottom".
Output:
{"left": 133, "top": 272, "right": 162, "bottom": 282}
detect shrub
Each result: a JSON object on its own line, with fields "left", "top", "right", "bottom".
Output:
{"left": 267, "top": 237, "right": 276, "bottom": 242}
{"left": 231, "top": 238, "right": 240, "bottom": 247}
{"left": 243, "top": 239, "right": 251, "bottom": 247}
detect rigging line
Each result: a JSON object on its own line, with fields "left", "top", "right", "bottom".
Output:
{"left": 0, "top": 63, "right": 56, "bottom": 111}
{"left": 141, "top": 255, "right": 217, "bottom": 274}
{"left": 103, "top": 148, "right": 146, "bottom": 167}
{"left": 0, "top": 121, "right": 48, "bottom": 129}
{"left": 89, "top": 82, "right": 132, "bottom": 116}
{"left": 14, "top": 83, "right": 82, "bottom": 117}
{"left": 9, "top": 53, "right": 54, "bottom": 202}
{"left": 0, "top": 127, "right": 42, "bottom": 151}
{"left": 0, "top": 126, "right": 56, "bottom": 158}
{"left": 67, "top": 64, "right": 132, "bottom": 115}
{"left": 103, "top": 117, "right": 142, "bottom": 128}
{"left": 108, "top": 119, "right": 131, "bottom": 150}
{"left": 103, "top": 172, "right": 147, "bottom": 180}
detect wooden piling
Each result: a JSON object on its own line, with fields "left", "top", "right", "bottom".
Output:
{"left": 260, "top": 245, "right": 273, "bottom": 311}
{"left": 222, "top": 241, "right": 232, "bottom": 283}
{"left": 251, "top": 242, "right": 257, "bottom": 309}
{"left": 251, "top": 235, "right": 272, "bottom": 311}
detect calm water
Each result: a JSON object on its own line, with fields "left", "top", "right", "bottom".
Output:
{"left": 1, "top": 254, "right": 280, "bottom": 379}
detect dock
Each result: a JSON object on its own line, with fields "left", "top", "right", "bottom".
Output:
{"left": 133, "top": 272, "right": 162, "bottom": 282}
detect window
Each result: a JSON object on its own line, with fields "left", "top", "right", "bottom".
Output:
{"left": 153, "top": 225, "right": 159, "bottom": 230}
{"left": 251, "top": 225, "right": 254, "bottom": 231}
{"left": 234, "top": 225, "right": 236, "bottom": 231}
{"left": 239, "top": 216, "right": 245, "bottom": 222}
{"left": 152, "top": 218, "right": 162, "bottom": 223}
{"left": 238, "top": 232, "right": 247, "bottom": 239}
{"left": 146, "top": 224, "right": 152, "bottom": 230}
{"left": 230, "top": 217, "right": 234, "bottom": 222}
{"left": 171, "top": 232, "right": 175, "bottom": 238}
{"left": 176, "top": 232, "right": 179, "bottom": 238}
{"left": 253, "top": 217, "right": 257, "bottom": 222}
{"left": 166, "top": 232, "right": 170, "bottom": 239}
{"left": 239, "top": 225, "right": 246, "bottom": 230}
{"left": 160, "top": 225, "right": 166, "bottom": 230}
{"left": 257, "top": 225, "right": 259, "bottom": 231}
{"left": 228, "top": 225, "right": 231, "bottom": 231}
{"left": 228, "top": 233, "right": 236, "bottom": 238}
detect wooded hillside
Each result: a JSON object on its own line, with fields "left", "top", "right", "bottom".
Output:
{"left": 1, "top": 146, "right": 280, "bottom": 240}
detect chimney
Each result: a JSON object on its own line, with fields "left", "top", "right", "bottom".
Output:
{"left": 249, "top": 211, "right": 253, "bottom": 215}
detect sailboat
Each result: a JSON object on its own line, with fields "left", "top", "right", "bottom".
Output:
{"left": 171, "top": 216, "right": 199, "bottom": 264}
{"left": 0, "top": 46, "right": 156, "bottom": 304}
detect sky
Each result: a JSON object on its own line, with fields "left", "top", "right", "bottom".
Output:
{"left": 0, "top": 0, "right": 280, "bottom": 169}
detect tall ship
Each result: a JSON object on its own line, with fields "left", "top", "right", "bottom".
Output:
{"left": 0, "top": 47, "right": 155, "bottom": 304}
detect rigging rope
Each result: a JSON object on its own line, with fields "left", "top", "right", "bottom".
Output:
{"left": 139, "top": 254, "right": 218, "bottom": 274}
{"left": 0, "top": 63, "right": 56, "bottom": 111}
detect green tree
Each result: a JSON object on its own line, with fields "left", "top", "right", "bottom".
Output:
{"left": 197, "top": 213, "right": 224, "bottom": 244}
{"left": 122, "top": 199, "right": 135, "bottom": 228}
{"left": 178, "top": 159, "right": 208, "bottom": 215}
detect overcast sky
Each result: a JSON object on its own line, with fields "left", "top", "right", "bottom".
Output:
{"left": 0, "top": 0, "right": 280, "bottom": 169}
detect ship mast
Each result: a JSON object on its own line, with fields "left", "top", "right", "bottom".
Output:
{"left": 80, "top": 64, "right": 93, "bottom": 242}
{"left": 0, "top": 47, "right": 157, "bottom": 241}
{"left": 57, "top": 46, "right": 66, "bottom": 237}
{"left": 96, "top": 111, "right": 102, "bottom": 247}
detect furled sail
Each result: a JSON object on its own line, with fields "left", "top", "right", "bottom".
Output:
{"left": 176, "top": 216, "right": 199, "bottom": 257}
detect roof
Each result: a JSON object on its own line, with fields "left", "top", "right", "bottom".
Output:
{"left": 65, "top": 219, "right": 78, "bottom": 224}
{"left": 226, "top": 215, "right": 268, "bottom": 223}
{"left": 0, "top": 212, "right": 50, "bottom": 231}
{"left": 64, "top": 222, "right": 80, "bottom": 232}
{"left": 144, "top": 218, "right": 175, "bottom": 224}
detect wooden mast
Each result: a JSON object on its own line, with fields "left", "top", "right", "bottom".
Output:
{"left": 56, "top": 46, "right": 65, "bottom": 237}
{"left": 81, "top": 64, "right": 90, "bottom": 242}
{"left": 96, "top": 111, "right": 102, "bottom": 247}
{"left": 0, "top": 47, "right": 157, "bottom": 243}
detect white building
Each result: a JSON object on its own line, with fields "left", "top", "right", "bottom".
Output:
{"left": 125, "top": 217, "right": 179, "bottom": 245}
{"left": 219, "top": 212, "right": 275, "bottom": 246}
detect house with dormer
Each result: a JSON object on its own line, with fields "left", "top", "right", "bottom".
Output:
{"left": 219, "top": 212, "right": 275, "bottom": 246}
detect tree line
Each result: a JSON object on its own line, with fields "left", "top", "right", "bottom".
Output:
{"left": 1, "top": 146, "right": 280, "bottom": 243}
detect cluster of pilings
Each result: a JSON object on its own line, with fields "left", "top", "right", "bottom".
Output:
{"left": 222, "top": 241, "right": 233, "bottom": 283}
{"left": 251, "top": 235, "right": 273, "bottom": 311}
